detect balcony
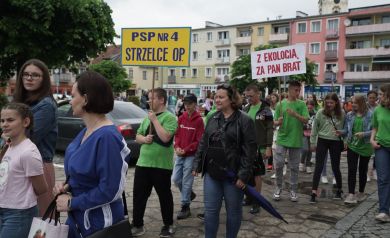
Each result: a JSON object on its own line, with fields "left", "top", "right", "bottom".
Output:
{"left": 344, "top": 46, "right": 390, "bottom": 58}
{"left": 215, "top": 57, "right": 230, "bottom": 65}
{"left": 215, "top": 38, "right": 231, "bottom": 47}
{"left": 326, "top": 29, "right": 339, "bottom": 39}
{"left": 324, "top": 71, "right": 336, "bottom": 83}
{"left": 346, "top": 23, "right": 390, "bottom": 35}
{"left": 325, "top": 50, "right": 338, "bottom": 61}
{"left": 234, "top": 36, "right": 252, "bottom": 46}
{"left": 344, "top": 71, "right": 390, "bottom": 82}
{"left": 215, "top": 75, "right": 230, "bottom": 83}
{"left": 167, "top": 75, "right": 176, "bottom": 84}
{"left": 269, "top": 33, "right": 288, "bottom": 43}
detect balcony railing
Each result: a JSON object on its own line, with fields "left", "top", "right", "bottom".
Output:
{"left": 326, "top": 29, "right": 339, "bottom": 39}
{"left": 344, "top": 71, "right": 390, "bottom": 81}
{"left": 346, "top": 23, "right": 390, "bottom": 35}
{"left": 215, "top": 75, "right": 230, "bottom": 83}
{"left": 215, "top": 57, "right": 230, "bottom": 64}
{"left": 345, "top": 46, "right": 390, "bottom": 58}
{"left": 167, "top": 75, "right": 176, "bottom": 84}
{"left": 269, "top": 33, "right": 288, "bottom": 42}
{"left": 234, "top": 36, "right": 252, "bottom": 45}
{"left": 216, "top": 38, "right": 231, "bottom": 47}
{"left": 325, "top": 50, "right": 338, "bottom": 60}
{"left": 324, "top": 71, "right": 336, "bottom": 83}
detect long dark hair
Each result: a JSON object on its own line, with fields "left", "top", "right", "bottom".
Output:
{"left": 13, "top": 59, "right": 53, "bottom": 104}
{"left": 322, "top": 93, "right": 342, "bottom": 119}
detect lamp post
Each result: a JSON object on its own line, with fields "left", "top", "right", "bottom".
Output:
{"left": 331, "top": 66, "right": 338, "bottom": 93}
{"left": 54, "top": 68, "right": 60, "bottom": 95}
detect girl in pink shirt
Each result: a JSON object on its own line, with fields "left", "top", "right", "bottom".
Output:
{"left": 0, "top": 103, "right": 47, "bottom": 238}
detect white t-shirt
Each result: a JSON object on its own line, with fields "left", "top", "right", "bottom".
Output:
{"left": 0, "top": 138, "right": 43, "bottom": 209}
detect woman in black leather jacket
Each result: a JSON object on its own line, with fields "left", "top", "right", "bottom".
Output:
{"left": 192, "top": 83, "right": 256, "bottom": 238}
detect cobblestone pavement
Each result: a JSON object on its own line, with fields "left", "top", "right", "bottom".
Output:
{"left": 54, "top": 153, "right": 386, "bottom": 237}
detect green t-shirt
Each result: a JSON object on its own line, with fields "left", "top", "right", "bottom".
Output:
{"left": 248, "top": 103, "right": 261, "bottom": 121}
{"left": 274, "top": 99, "right": 309, "bottom": 148}
{"left": 348, "top": 116, "right": 373, "bottom": 157}
{"left": 136, "top": 111, "right": 178, "bottom": 170}
{"left": 372, "top": 105, "right": 390, "bottom": 148}
{"left": 204, "top": 105, "right": 217, "bottom": 125}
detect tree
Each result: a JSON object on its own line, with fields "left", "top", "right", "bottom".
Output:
{"left": 0, "top": 0, "right": 117, "bottom": 81}
{"left": 89, "top": 60, "right": 131, "bottom": 94}
{"left": 230, "top": 45, "right": 318, "bottom": 93}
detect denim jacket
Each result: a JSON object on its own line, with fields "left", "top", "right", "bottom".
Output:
{"left": 30, "top": 96, "right": 58, "bottom": 162}
{"left": 340, "top": 110, "right": 372, "bottom": 144}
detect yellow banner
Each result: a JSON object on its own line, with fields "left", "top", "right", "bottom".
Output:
{"left": 121, "top": 27, "right": 191, "bottom": 67}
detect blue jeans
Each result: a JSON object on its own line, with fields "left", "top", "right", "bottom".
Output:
{"left": 375, "top": 146, "right": 390, "bottom": 214}
{"left": 171, "top": 156, "right": 195, "bottom": 206}
{"left": 204, "top": 173, "right": 244, "bottom": 238}
{"left": 0, "top": 206, "right": 38, "bottom": 238}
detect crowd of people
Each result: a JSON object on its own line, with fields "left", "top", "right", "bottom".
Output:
{"left": 0, "top": 58, "right": 389, "bottom": 238}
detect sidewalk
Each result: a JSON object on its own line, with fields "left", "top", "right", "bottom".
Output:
{"left": 54, "top": 154, "right": 385, "bottom": 237}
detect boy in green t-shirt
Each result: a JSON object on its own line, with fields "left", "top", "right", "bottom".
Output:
{"left": 273, "top": 81, "right": 309, "bottom": 202}
{"left": 132, "top": 88, "right": 178, "bottom": 237}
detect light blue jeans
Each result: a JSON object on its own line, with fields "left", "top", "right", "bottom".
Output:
{"left": 171, "top": 156, "right": 195, "bottom": 206}
{"left": 204, "top": 173, "right": 244, "bottom": 238}
{"left": 375, "top": 146, "right": 390, "bottom": 214}
{"left": 0, "top": 206, "right": 38, "bottom": 238}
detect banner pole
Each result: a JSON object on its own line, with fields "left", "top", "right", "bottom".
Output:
{"left": 149, "top": 67, "right": 156, "bottom": 135}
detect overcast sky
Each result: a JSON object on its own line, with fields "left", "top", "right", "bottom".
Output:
{"left": 105, "top": 0, "right": 390, "bottom": 43}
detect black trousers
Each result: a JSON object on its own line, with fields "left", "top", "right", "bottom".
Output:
{"left": 312, "top": 138, "right": 343, "bottom": 190}
{"left": 347, "top": 148, "right": 370, "bottom": 194}
{"left": 132, "top": 166, "right": 173, "bottom": 227}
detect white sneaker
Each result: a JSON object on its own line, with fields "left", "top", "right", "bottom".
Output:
{"left": 321, "top": 176, "right": 329, "bottom": 184}
{"left": 273, "top": 188, "right": 282, "bottom": 201}
{"left": 283, "top": 164, "right": 287, "bottom": 176}
{"left": 299, "top": 163, "right": 305, "bottom": 172}
{"left": 271, "top": 173, "right": 276, "bottom": 179}
{"left": 344, "top": 193, "right": 357, "bottom": 204}
{"left": 306, "top": 167, "right": 313, "bottom": 174}
{"left": 375, "top": 213, "right": 390, "bottom": 222}
{"left": 356, "top": 192, "right": 367, "bottom": 202}
{"left": 290, "top": 191, "right": 298, "bottom": 202}
{"left": 367, "top": 174, "right": 371, "bottom": 182}
{"left": 373, "top": 170, "right": 377, "bottom": 180}
{"left": 332, "top": 177, "right": 336, "bottom": 185}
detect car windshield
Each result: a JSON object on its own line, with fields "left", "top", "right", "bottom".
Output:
{"left": 110, "top": 102, "right": 147, "bottom": 119}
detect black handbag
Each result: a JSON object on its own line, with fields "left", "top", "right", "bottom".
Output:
{"left": 69, "top": 191, "right": 132, "bottom": 238}
{"left": 206, "top": 146, "right": 228, "bottom": 181}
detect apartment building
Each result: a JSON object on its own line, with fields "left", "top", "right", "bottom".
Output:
{"left": 343, "top": 4, "right": 390, "bottom": 98}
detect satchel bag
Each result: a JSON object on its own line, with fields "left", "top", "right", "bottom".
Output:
{"left": 69, "top": 191, "right": 132, "bottom": 238}
{"left": 206, "top": 146, "right": 228, "bottom": 181}
{"left": 28, "top": 196, "right": 69, "bottom": 238}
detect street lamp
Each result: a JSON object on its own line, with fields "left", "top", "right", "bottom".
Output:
{"left": 54, "top": 68, "right": 60, "bottom": 95}
{"left": 331, "top": 65, "right": 338, "bottom": 93}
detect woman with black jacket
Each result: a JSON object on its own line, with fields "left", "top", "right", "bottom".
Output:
{"left": 192, "top": 84, "right": 257, "bottom": 238}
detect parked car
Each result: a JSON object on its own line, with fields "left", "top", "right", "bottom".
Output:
{"left": 56, "top": 100, "right": 147, "bottom": 165}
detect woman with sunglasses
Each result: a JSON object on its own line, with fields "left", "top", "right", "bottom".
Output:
{"left": 192, "top": 84, "right": 256, "bottom": 238}
{"left": 13, "top": 59, "right": 58, "bottom": 216}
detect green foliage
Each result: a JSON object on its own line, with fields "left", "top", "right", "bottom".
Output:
{"left": 127, "top": 96, "right": 140, "bottom": 106}
{"left": 0, "top": 0, "right": 117, "bottom": 81}
{"left": 230, "top": 45, "right": 318, "bottom": 93}
{"left": 89, "top": 60, "right": 131, "bottom": 94}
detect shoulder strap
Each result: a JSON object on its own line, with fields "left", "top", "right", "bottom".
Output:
{"left": 329, "top": 115, "right": 343, "bottom": 142}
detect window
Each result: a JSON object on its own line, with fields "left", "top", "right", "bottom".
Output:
{"left": 274, "top": 26, "right": 289, "bottom": 34}
{"left": 313, "top": 63, "right": 320, "bottom": 75}
{"left": 217, "top": 49, "right": 230, "bottom": 58}
{"left": 297, "top": 22, "right": 307, "bottom": 33}
{"left": 192, "top": 51, "right": 198, "bottom": 61}
{"left": 349, "top": 63, "right": 369, "bottom": 72}
{"left": 169, "top": 69, "right": 175, "bottom": 76}
{"left": 380, "top": 39, "right": 390, "bottom": 47}
{"left": 128, "top": 68, "right": 133, "bottom": 79}
{"left": 326, "top": 42, "right": 338, "bottom": 51}
{"left": 326, "top": 63, "right": 337, "bottom": 72}
{"left": 239, "top": 48, "right": 250, "bottom": 56}
{"left": 181, "top": 69, "right": 186, "bottom": 78}
{"left": 192, "top": 68, "right": 198, "bottom": 77}
{"left": 351, "top": 18, "right": 371, "bottom": 26}
{"left": 192, "top": 33, "right": 198, "bottom": 43}
{"left": 206, "top": 50, "right": 212, "bottom": 59}
{"left": 350, "top": 40, "right": 371, "bottom": 49}
{"left": 142, "top": 71, "right": 147, "bottom": 80}
{"left": 310, "top": 43, "right": 320, "bottom": 54}
{"left": 239, "top": 30, "right": 250, "bottom": 37}
{"left": 218, "top": 31, "right": 229, "bottom": 40}
{"left": 311, "top": 21, "right": 321, "bottom": 32}
{"left": 382, "top": 16, "right": 390, "bottom": 23}
{"left": 216, "top": 67, "right": 229, "bottom": 76}
{"left": 207, "top": 32, "right": 213, "bottom": 41}
{"left": 258, "top": 27, "right": 264, "bottom": 36}
{"left": 205, "top": 67, "right": 212, "bottom": 77}
{"left": 327, "top": 19, "right": 339, "bottom": 30}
